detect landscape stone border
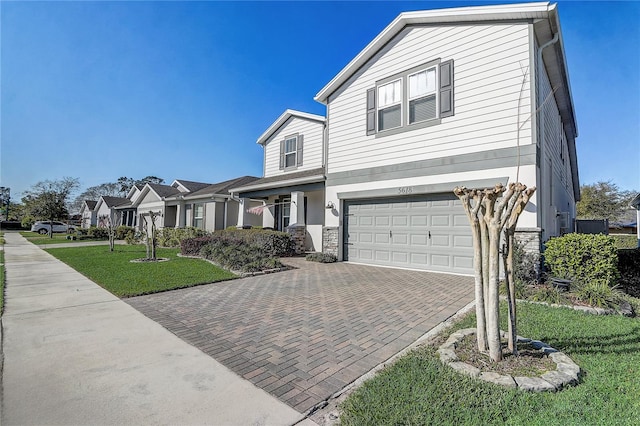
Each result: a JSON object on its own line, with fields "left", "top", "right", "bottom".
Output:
{"left": 437, "top": 328, "right": 580, "bottom": 392}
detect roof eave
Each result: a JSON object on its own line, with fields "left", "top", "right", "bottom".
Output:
{"left": 314, "top": 2, "right": 554, "bottom": 104}
{"left": 257, "top": 109, "right": 325, "bottom": 145}
{"left": 229, "top": 174, "right": 326, "bottom": 194}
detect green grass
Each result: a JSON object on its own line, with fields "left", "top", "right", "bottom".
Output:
{"left": 46, "top": 245, "right": 237, "bottom": 297}
{"left": 20, "top": 231, "right": 103, "bottom": 245}
{"left": 340, "top": 302, "right": 640, "bottom": 425}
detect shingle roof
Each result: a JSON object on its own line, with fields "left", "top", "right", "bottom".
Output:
{"left": 101, "top": 196, "right": 131, "bottom": 208}
{"left": 173, "top": 179, "right": 212, "bottom": 192}
{"left": 84, "top": 200, "right": 97, "bottom": 210}
{"left": 178, "top": 176, "right": 261, "bottom": 198}
{"left": 148, "top": 183, "right": 182, "bottom": 198}
{"left": 228, "top": 168, "right": 325, "bottom": 192}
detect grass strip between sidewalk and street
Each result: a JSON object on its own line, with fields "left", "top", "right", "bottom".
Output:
{"left": 339, "top": 302, "right": 640, "bottom": 425}
{"left": 46, "top": 244, "right": 236, "bottom": 297}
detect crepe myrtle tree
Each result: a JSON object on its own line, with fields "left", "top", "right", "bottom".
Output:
{"left": 98, "top": 211, "right": 120, "bottom": 252}
{"left": 454, "top": 183, "right": 535, "bottom": 362}
{"left": 140, "top": 210, "right": 162, "bottom": 260}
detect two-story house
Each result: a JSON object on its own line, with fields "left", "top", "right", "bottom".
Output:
{"left": 230, "top": 109, "right": 327, "bottom": 252}
{"left": 235, "top": 2, "right": 579, "bottom": 275}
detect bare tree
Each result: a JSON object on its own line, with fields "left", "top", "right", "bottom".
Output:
{"left": 454, "top": 183, "right": 535, "bottom": 362}
{"left": 98, "top": 211, "right": 120, "bottom": 252}
{"left": 140, "top": 210, "right": 162, "bottom": 260}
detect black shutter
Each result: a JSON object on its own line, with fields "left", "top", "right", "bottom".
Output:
{"left": 279, "top": 140, "right": 285, "bottom": 170}
{"left": 296, "top": 135, "right": 303, "bottom": 167}
{"left": 439, "top": 59, "right": 454, "bottom": 118}
{"left": 366, "top": 88, "right": 376, "bottom": 135}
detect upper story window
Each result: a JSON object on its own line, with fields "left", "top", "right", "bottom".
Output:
{"left": 279, "top": 134, "right": 304, "bottom": 170}
{"left": 377, "top": 79, "right": 402, "bottom": 131}
{"left": 366, "top": 59, "right": 454, "bottom": 137}
{"left": 408, "top": 67, "right": 437, "bottom": 124}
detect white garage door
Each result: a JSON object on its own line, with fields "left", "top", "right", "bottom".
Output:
{"left": 343, "top": 194, "right": 474, "bottom": 275}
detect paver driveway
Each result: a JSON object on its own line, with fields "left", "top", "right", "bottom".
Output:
{"left": 127, "top": 258, "right": 474, "bottom": 413}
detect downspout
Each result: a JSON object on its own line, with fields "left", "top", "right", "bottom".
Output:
{"left": 536, "top": 32, "right": 559, "bottom": 241}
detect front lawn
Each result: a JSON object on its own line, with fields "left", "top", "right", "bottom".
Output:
{"left": 340, "top": 302, "right": 640, "bottom": 425}
{"left": 46, "top": 245, "right": 236, "bottom": 297}
{"left": 20, "top": 231, "right": 105, "bottom": 245}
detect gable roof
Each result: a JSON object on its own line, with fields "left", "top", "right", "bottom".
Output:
{"left": 172, "top": 179, "right": 211, "bottom": 193}
{"left": 83, "top": 200, "right": 97, "bottom": 210}
{"left": 257, "top": 109, "right": 325, "bottom": 145}
{"left": 147, "top": 183, "right": 182, "bottom": 198}
{"left": 314, "top": 2, "right": 576, "bottom": 138}
{"left": 100, "top": 196, "right": 131, "bottom": 208}
{"left": 167, "top": 176, "right": 260, "bottom": 200}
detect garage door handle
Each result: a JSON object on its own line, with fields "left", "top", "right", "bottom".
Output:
{"left": 428, "top": 231, "right": 431, "bottom": 239}
{"left": 389, "top": 230, "right": 392, "bottom": 238}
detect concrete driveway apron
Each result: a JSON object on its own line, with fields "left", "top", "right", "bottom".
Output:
{"left": 127, "top": 257, "right": 474, "bottom": 413}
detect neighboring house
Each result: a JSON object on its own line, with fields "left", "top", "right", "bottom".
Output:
{"left": 133, "top": 177, "right": 261, "bottom": 232}
{"left": 79, "top": 200, "right": 98, "bottom": 229}
{"left": 631, "top": 193, "right": 640, "bottom": 247}
{"left": 235, "top": 2, "right": 580, "bottom": 275}
{"left": 95, "top": 196, "right": 136, "bottom": 228}
{"left": 229, "top": 109, "right": 326, "bottom": 251}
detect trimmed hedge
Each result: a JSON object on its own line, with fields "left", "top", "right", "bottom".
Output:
{"left": 544, "top": 233, "right": 619, "bottom": 288}
{"left": 618, "top": 249, "right": 640, "bottom": 298}
{"left": 212, "top": 229, "right": 294, "bottom": 257}
{"left": 610, "top": 234, "right": 639, "bottom": 250}
{"left": 158, "top": 227, "right": 210, "bottom": 248}
{"left": 200, "top": 239, "right": 283, "bottom": 272}
{"left": 181, "top": 229, "right": 294, "bottom": 258}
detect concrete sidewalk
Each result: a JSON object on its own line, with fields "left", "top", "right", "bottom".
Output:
{"left": 1, "top": 232, "right": 309, "bottom": 425}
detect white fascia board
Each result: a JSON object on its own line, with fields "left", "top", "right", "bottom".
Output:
{"left": 229, "top": 174, "right": 325, "bottom": 194}
{"left": 314, "top": 2, "right": 552, "bottom": 104}
{"left": 257, "top": 109, "right": 326, "bottom": 145}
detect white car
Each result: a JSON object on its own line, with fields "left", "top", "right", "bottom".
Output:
{"left": 31, "top": 221, "right": 76, "bottom": 235}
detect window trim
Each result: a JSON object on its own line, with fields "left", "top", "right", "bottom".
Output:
{"left": 373, "top": 58, "right": 445, "bottom": 139}
{"left": 376, "top": 78, "right": 403, "bottom": 132}
{"left": 193, "top": 203, "right": 204, "bottom": 229}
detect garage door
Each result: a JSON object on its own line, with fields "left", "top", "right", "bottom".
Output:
{"left": 343, "top": 194, "right": 473, "bottom": 275}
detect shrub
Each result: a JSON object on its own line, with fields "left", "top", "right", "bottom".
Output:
{"left": 21, "top": 215, "right": 35, "bottom": 229}
{"left": 181, "top": 236, "right": 216, "bottom": 256}
{"left": 544, "top": 233, "right": 619, "bottom": 288}
{"left": 610, "top": 234, "right": 639, "bottom": 250}
{"left": 531, "top": 285, "right": 568, "bottom": 305}
{"left": 158, "top": 227, "right": 210, "bottom": 248}
{"left": 306, "top": 252, "right": 338, "bottom": 263}
{"left": 211, "top": 228, "right": 294, "bottom": 257}
{"left": 513, "top": 239, "right": 539, "bottom": 285}
{"left": 83, "top": 226, "right": 109, "bottom": 239}
{"left": 200, "top": 238, "right": 283, "bottom": 272}
{"left": 115, "top": 226, "right": 135, "bottom": 240}
{"left": 618, "top": 248, "right": 640, "bottom": 298}
{"left": 575, "top": 281, "right": 623, "bottom": 309}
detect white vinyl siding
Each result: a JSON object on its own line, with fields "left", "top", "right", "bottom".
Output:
{"left": 264, "top": 117, "right": 324, "bottom": 177}
{"left": 326, "top": 23, "right": 533, "bottom": 174}
{"left": 537, "top": 49, "right": 576, "bottom": 240}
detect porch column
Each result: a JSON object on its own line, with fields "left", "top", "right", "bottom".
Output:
{"left": 289, "top": 191, "right": 305, "bottom": 226}
{"left": 236, "top": 198, "right": 252, "bottom": 229}
{"left": 176, "top": 202, "right": 186, "bottom": 228}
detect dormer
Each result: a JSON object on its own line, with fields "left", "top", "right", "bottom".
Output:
{"left": 257, "top": 109, "right": 325, "bottom": 178}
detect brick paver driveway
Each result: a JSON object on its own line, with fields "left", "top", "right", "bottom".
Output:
{"left": 127, "top": 258, "right": 474, "bottom": 413}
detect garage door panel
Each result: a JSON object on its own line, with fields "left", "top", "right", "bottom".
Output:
{"left": 344, "top": 195, "right": 473, "bottom": 275}
{"left": 431, "top": 215, "right": 450, "bottom": 227}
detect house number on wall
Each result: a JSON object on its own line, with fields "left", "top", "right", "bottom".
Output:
{"left": 398, "top": 186, "right": 413, "bottom": 195}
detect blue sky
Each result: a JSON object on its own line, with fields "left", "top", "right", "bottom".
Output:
{"left": 1, "top": 1, "right": 638, "bottom": 201}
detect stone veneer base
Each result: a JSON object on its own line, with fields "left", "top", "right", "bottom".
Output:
{"left": 437, "top": 328, "right": 580, "bottom": 392}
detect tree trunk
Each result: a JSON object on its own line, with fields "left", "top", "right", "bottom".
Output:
{"left": 471, "top": 219, "right": 488, "bottom": 352}
{"left": 486, "top": 224, "right": 503, "bottom": 362}
{"left": 503, "top": 230, "right": 518, "bottom": 355}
